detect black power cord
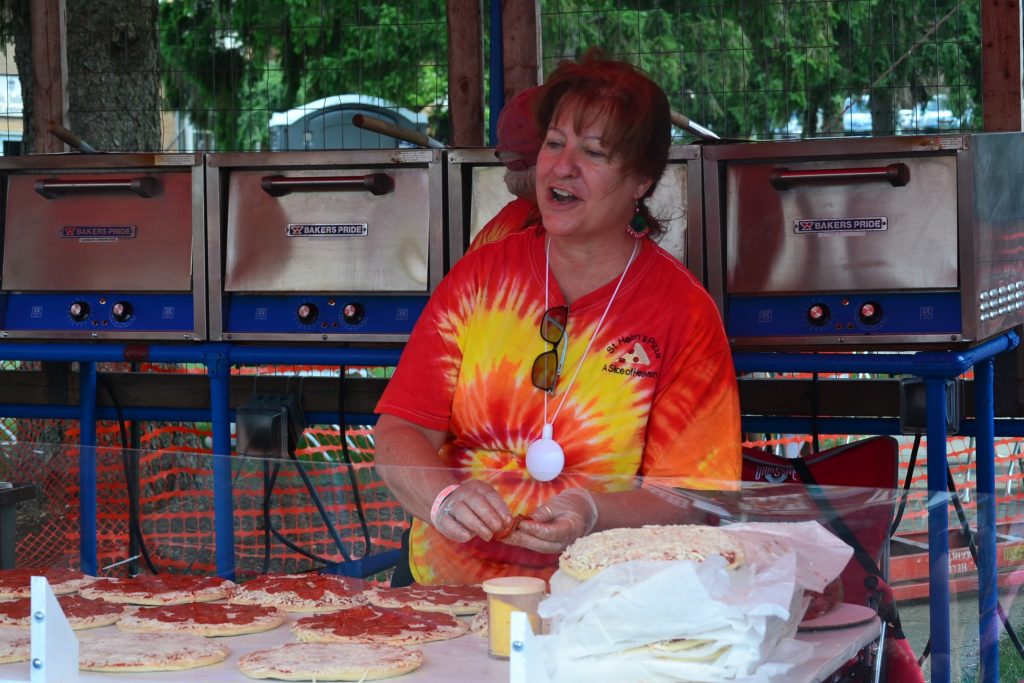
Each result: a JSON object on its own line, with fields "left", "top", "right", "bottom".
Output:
{"left": 338, "top": 365, "right": 373, "bottom": 558}
{"left": 96, "top": 373, "right": 157, "bottom": 575}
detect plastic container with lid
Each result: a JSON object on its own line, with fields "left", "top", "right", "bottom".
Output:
{"left": 481, "top": 576, "right": 546, "bottom": 658}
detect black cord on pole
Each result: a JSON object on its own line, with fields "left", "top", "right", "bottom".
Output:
{"left": 96, "top": 373, "right": 158, "bottom": 575}
{"left": 338, "top": 366, "right": 373, "bottom": 557}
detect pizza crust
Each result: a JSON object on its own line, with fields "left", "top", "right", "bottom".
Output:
{"left": 367, "top": 584, "right": 487, "bottom": 616}
{"left": 0, "top": 594, "right": 125, "bottom": 630}
{"left": 0, "top": 629, "right": 30, "bottom": 664}
{"left": 293, "top": 605, "right": 467, "bottom": 645}
{"left": 78, "top": 631, "right": 229, "bottom": 672}
{"left": 79, "top": 575, "right": 237, "bottom": 605}
{"left": 229, "top": 573, "right": 369, "bottom": 613}
{"left": 116, "top": 601, "right": 287, "bottom": 637}
{"left": 559, "top": 524, "right": 747, "bottom": 581}
{"left": 237, "top": 642, "right": 424, "bottom": 681}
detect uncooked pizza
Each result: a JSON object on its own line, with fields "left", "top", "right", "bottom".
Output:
{"left": 0, "top": 567, "right": 94, "bottom": 599}
{"left": 0, "top": 628, "right": 29, "bottom": 664}
{"left": 116, "top": 601, "right": 287, "bottom": 637}
{"left": 367, "top": 583, "right": 486, "bottom": 615}
{"left": 229, "top": 573, "right": 369, "bottom": 612}
{"left": 559, "top": 524, "right": 747, "bottom": 581}
{"left": 79, "top": 574, "right": 236, "bottom": 605}
{"left": 0, "top": 594, "right": 125, "bottom": 630}
{"left": 237, "top": 642, "right": 425, "bottom": 681}
{"left": 292, "top": 604, "right": 467, "bottom": 645}
{"left": 77, "top": 631, "right": 229, "bottom": 672}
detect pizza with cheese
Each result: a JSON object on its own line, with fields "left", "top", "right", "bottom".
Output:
{"left": 0, "top": 628, "right": 29, "bottom": 664}
{"left": 0, "top": 567, "right": 94, "bottom": 599}
{"left": 292, "top": 604, "right": 467, "bottom": 645}
{"left": 468, "top": 608, "right": 488, "bottom": 637}
{"left": 79, "top": 574, "right": 236, "bottom": 605}
{"left": 77, "top": 631, "right": 229, "bottom": 672}
{"left": 0, "top": 594, "right": 125, "bottom": 630}
{"left": 228, "top": 573, "right": 369, "bottom": 612}
{"left": 367, "top": 583, "right": 486, "bottom": 615}
{"left": 117, "top": 601, "right": 287, "bottom": 637}
{"left": 559, "top": 524, "right": 746, "bottom": 581}
{"left": 237, "top": 642, "right": 425, "bottom": 681}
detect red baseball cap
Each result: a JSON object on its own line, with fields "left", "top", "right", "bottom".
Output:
{"left": 495, "top": 86, "right": 543, "bottom": 171}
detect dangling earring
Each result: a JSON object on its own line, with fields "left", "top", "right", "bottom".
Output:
{"left": 627, "top": 201, "right": 649, "bottom": 238}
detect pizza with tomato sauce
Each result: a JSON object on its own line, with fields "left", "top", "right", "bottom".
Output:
{"left": 367, "top": 583, "right": 487, "bottom": 615}
{"left": 238, "top": 642, "right": 425, "bottom": 681}
{"left": 79, "top": 574, "right": 236, "bottom": 605}
{"left": 0, "top": 567, "right": 94, "bottom": 599}
{"left": 228, "top": 573, "right": 369, "bottom": 613}
{"left": 0, "top": 594, "right": 125, "bottom": 630}
{"left": 292, "top": 604, "right": 467, "bottom": 645}
{"left": 117, "top": 601, "right": 287, "bottom": 637}
{"left": 77, "top": 631, "right": 229, "bottom": 672}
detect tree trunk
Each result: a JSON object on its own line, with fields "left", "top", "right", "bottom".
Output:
{"left": 64, "top": 0, "right": 160, "bottom": 151}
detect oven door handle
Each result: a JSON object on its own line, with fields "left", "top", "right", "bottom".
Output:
{"left": 769, "top": 162, "right": 910, "bottom": 191}
{"left": 260, "top": 173, "right": 395, "bottom": 197}
{"left": 34, "top": 176, "right": 160, "bottom": 199}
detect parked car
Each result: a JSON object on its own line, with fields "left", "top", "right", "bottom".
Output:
{"left": 268, "top": 94, "right": 429, "bottom": 151}
{"left": 840, "top": 96, "right": 872, "bottom": 134}
{"left": 898, "top": 95, "right": 961, "bottom": 132}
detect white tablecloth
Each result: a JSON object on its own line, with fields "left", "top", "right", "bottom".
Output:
{"left": 0, "top": 614, "right": 879, "bottom": 683}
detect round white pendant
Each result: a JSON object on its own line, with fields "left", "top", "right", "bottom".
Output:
{"left": 526, "top": 423, "right": 564, "bottom": 481}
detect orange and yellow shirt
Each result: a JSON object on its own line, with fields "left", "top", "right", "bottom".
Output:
{"left": 375, "top": 225, "right": 741, "bottom": 585}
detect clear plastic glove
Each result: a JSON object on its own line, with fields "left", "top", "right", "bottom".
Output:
{"left": 429, "top": 479, "right": 513, "bottom": 543}
{"left": 512, "top": 488, "right": 599, "bottom": 554}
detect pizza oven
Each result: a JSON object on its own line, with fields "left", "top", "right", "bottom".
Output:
{"left": 0, "top": 153, "right": 207, "bottom": 340}
{"left": 702, "top": 133, "right": 1024, "bottom": 348}
{"left": 205, "top": 149, "right": 444, "bottom": 342}
{"left": 445, "top": 146, "right": 706, "bottom": 277}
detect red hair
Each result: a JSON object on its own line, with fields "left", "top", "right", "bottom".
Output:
{"left": 535, "top": 49, "right": 672, "bottom": 236}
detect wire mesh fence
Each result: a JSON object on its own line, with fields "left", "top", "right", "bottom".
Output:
{"left": 0, "top": 0, "right": 983, "bottom": 153}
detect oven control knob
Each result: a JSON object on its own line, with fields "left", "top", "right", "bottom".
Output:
{"left": 69, "top": 301, "right": 90, "bottom": 322}
{"left": 807, "top": 303, "right": 830, "bottom": 326}
{"left": 342, "top": 302, "right": 365, "bottom": 325}
{"left": 111, "top": 301, "right": 133, "bottom": 323}
{"left": 858, "top": 301, "right": 883, "bottom": 325}
{"left": 297, "top": 302, "right": 319, "bottom": 325}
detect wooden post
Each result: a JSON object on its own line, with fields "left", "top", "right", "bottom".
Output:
{"left": 981, "top": 0, "right": 1023, "bottom": 132}
{"left": 446, "top": 0, "right": 485, "bottom": 147}
{"left": 502, "top": 0, "right": 541, "bottom": 99}
{"left": 29, "top": 0, "right": 67, "bottom": 153}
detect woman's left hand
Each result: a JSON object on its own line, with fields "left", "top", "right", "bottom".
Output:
{"left": 508, "top": 488, "right": 598, "bottom": 554}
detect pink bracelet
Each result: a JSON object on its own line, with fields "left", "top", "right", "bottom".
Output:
{"left": 429, "top": 483, "right": 461, "bottom": 524}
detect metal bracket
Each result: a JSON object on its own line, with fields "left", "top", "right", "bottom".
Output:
{"left": 0, "top": 577, "right": 79, "bottom": 683}
{"left": 509, "top": 611, "right": 553, "bottom": 683}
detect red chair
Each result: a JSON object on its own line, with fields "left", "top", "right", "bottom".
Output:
{"left": 739, "top": 436, "right": 924, "bottom": 683}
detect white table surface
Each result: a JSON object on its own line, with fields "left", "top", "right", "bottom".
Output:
{"left": 0, "top": 613, "right": 880, "bottom": 683}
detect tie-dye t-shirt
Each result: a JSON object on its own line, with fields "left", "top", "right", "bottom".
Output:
{"left": 375, "top": 225, "right": 741, "bottom": 585}
{"left": 466, "top": 196, "right": 536, "bottom": 253}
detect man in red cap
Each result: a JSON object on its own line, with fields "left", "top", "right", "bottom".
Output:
{"left": 467, "top": 86, "right": 542, "bottom": 252}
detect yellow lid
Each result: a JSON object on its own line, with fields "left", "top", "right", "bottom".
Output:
{"left": 482, "top": 576, "right": 547, "bottom": 595}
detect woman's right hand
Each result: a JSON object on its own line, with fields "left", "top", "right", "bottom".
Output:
{"left": 431, "top": 479, "right": 513, "bottom": 543}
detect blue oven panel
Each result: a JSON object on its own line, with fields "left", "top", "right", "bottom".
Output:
{"left": 224, "top": 294, "right": 427, "bottom": 337}
{"left": 0, "top": 292, "right": 195, "bottom": 334}
{"left": 726, "top": 291, "right": 963, "bottom": 339}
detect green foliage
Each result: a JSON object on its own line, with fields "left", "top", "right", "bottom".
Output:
{"left": 156, "top": 0, "right": 982, "bottom": 149}
{"left": 157, "top": 0, "right": 448, "bottom": 150}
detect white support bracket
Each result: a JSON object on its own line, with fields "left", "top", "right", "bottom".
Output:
{"left": 0, "top": 577, "right": 79, "bottom": 683}
{"left": 508, "top": 611, "right": 553, "bottom": 683}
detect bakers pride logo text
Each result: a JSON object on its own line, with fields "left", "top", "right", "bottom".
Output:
{"left": 794, "top": 216, "right": 887, "bottom": 234}
{"left": 60, "top": 225, "right": 137, "bottom": 239}
{"left": 287, "top": 223, "right": 368, "bottom": 237}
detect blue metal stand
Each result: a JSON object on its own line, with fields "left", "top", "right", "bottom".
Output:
{"left": 0, "top": 341, "right": 403, "bottom": 581}
{"left": 733, "top": 330, "right": 1019, "bottom": 683}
